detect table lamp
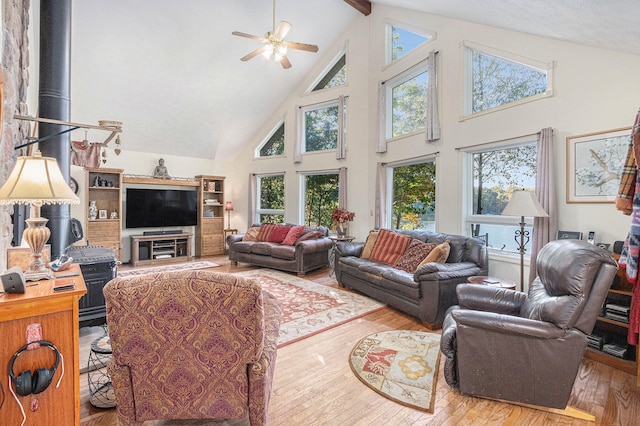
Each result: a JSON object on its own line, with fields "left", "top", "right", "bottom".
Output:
{"left": 0, "top": 150, "right": 80, "bottom": 281}
{"left": 225, "top": 201, "right": 233, "bottom": 230}
{"left": 501, "top": 189, "right": 549, "bottom": 291}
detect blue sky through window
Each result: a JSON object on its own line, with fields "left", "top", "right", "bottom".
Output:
{"left": 392, "top": 26, "right": 429, "bottom": 61}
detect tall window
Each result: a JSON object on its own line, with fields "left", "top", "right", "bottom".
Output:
{"left": 256, "top": 122, "right": 285, "bottom": 157}
{"left": 385, "top": 22, "right": 433, "bottom": 65}
{"left": 301, "top": 100, "right": 343, "bottom": 153}
{"left": 463, "top": 41, "right": 552, "bottom": 117}
{"left": 466, "top": 142, "right": 537, "bottom": 252}
{"left": 388, "top": 160, "right": 436, "bottom": 231}
{"left": 302, "top": 172, "right": 339, "bottom": 227}
{"left": 389, "top": 67, "right": 428, "bottom": 138}
{"left": 256, "top": 174, "right": 284, "bottom": 223}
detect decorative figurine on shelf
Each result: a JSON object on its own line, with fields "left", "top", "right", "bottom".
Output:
{"left": 89, "top": 201, "right": 98, "bottom": 221}
{"left": 153, "top": 158, "right": 170, "bottom": 179}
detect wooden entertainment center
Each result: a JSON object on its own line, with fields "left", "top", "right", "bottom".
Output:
{"left": 130, "top": 233, "right": 193, "bottom": 267}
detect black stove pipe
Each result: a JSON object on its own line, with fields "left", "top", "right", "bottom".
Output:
{"left": 38, "top": 0, "right": 72, "bottom": 259}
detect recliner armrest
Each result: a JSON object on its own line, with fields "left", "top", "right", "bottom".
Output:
{"left": 451, "top": 309, "right": 566, "bottom": 339}
{"left": 456, "top": 283, "right": 527, "bottom": 315}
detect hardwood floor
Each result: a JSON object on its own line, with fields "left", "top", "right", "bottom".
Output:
{"left": 80, "top": 257, "right": 640, "bottom": 425}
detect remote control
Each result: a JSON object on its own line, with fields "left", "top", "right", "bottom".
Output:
{"left": 56, "top": 272, "right": 79, "bottom": 278}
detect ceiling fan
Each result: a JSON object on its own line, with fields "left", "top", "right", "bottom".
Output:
{"left": 232, "top": 0, "right": 319, "bottom": 69}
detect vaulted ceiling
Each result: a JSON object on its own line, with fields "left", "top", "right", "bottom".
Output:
{"left": 66, "top": 0, "right": 640, "bottom": 162}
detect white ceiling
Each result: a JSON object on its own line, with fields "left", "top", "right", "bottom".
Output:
{"left": 68, "top": 0, "right": 640, "bottom": 162}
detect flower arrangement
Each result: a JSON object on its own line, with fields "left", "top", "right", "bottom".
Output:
{"left": 332, "top": 208, "right": 355, "bottom": 223}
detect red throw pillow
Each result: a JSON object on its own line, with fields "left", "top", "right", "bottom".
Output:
{"left": 394, "top": 239, "right": 437, "bottom": 273}
{"left": 282, "top": 225, "right": 305, "bottom": 245}
{"left": 268, "top": 225, "right": 292, "bottom": 243}
{"left": 369, "top": 229, "right": 411, "bottom": 265}
{"left": 257, "top": 223, "right": 277, "bottom": 241}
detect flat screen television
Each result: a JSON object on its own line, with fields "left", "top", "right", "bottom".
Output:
{"left": 126, "top": 188, "right": 198, "bottom": 229}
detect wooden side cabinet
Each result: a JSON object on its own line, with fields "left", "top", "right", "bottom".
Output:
{"left": 195, "top": 175, "right": 225, "bottom": 256}
{"left": 585, "top": 253, "right": 638, "bottom": 380}
{"left": 85, "top": 167, "right": 123, "bottom": 260}
{"left": 0, "top": 265, "right": 87, "bottom": 425}
{"left": 130, "top": 233, "right": 193, "bottom": 267}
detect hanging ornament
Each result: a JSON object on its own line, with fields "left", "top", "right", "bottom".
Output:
{"left": 102, "top": 149, "right": 107, "bottom": 164}
{"left": 114, "top": 135, "right": 121, "bottom": 156}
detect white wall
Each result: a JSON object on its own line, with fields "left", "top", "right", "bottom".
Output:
{"left": 226, "top": 5, "right": 639, "bottom": 287}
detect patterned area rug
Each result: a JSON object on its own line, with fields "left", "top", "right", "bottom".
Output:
{"left": 117, "top": 260, "right": 220, "bottom": 277}
{"left": 236, "top": 269, "right": 385, "bottom": 347}
{"left": 349, "top": 330, "right": 441, "bottom": 413}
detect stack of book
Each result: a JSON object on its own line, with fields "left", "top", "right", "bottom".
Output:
{"left": 604, "top": 303, "right": 630, "bottom": 323}
{"left": 587, "top": 331, "right": 608, "bottom": 351}
{"left": 602, "top": 342, "right": 628, "bottom": 359}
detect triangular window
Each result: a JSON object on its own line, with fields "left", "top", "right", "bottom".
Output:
{"left": 256, "top": 122, "right": 285, "bottom": 157}
{"left": 386, "top": 22, "right": 432, "bottom": 65}
{"left": 313, "top": 54, "right": 346, "bottom": 91}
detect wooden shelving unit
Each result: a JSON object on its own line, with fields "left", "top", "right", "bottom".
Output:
{"left": 130, "top": 233, "right": 193, "bottom": 267}
{"left": 85, "top": 168, "right": 123, "bottom": 259}
{"left": 585, "top": 253, "right": 638, "bottom": 380}
{"left": 195, "top": 175, "right": 225, "bottom": 256}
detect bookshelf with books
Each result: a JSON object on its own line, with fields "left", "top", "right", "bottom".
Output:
{"left": 195, "top": 175, "right": 225, "bottom": 256}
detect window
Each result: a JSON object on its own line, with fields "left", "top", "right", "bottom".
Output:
{"left": 388, "top": 160, "right": 436, "bottom": 231}
{"left": 385, "top": 21, "right": 433, "bottom": 65}
{"left": 301, "top": 100, "right": 343, "bottom": 153}
{"left": 465, "top": 142, "right": 537, "bottom": 253}
{"left": 386, "top": 64, "right": 428, "bottom": 139}
{"left": 256, "top": 122, "right": 285, "bottom": 157}
{"left": 312, "top": 53, "right": 346, "bottom": 91}
{"left": 301, "top": 172, "right": 339, "bottom": 227}
{"left": 256, "top": 174, "right": 284, "bottom": 223}
{"left": 463, "top": 41, "right": 553, "bottom": 117}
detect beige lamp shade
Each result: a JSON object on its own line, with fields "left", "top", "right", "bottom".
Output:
{"left": 0, "top": 150, "right": 80, "bottom": 206}
{"left": 502, "top": 190, "right": 548, "bottom": 218}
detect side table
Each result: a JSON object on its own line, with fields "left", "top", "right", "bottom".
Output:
{"left": 328, "top": 235, "right": 356, "bottom": 276}
{"left": 468, "top": 275, "right": 517, "bottom": 290}
{"left": 223, "top": 228, "right": 238, "bottom": 254}
{"left": 87, "top": 334, "right": 116, "bottom": 408}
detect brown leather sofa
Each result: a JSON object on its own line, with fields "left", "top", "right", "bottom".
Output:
{"left": 334, "top": 230, "right": 488, "bottom": 329}
{"left": 440, "top": 239, "right": 617, "bottom": 411}
{"left": 227, "top": 225, "right": 333, "bottom": 276}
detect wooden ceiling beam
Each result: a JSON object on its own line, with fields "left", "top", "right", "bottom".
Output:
{"left": 344, "top": 0, "right": 371, "bottom": 16}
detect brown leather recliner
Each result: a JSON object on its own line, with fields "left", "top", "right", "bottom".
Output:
{"left": 440, "top": 239, "right": 617, "bottom": 412}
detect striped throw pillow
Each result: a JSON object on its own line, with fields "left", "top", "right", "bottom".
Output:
{"left": 369, "top": 229, "right": 411, "bottom": 265}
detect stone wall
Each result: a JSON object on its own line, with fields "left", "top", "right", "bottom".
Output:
{"left": 1, "top": 0, "right": 31, "bottom": 270}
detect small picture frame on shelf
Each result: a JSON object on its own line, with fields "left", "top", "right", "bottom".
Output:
{"left": 99, "top": 209, "right": 108, "bottom": 219}
{"left": 557, "top": 230, "right": 582, "bottom": 240}
{"left": 207, "top": 182, "right": 217, "bottom": 191}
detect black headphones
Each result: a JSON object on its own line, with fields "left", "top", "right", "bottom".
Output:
{"left": 8, "top": 341, "right": 60, "bottom": 396}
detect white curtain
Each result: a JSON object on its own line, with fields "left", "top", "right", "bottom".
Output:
{"left": 374, "top": 163, "right": 387, "bottom": 228}
{"left": 528, "top": 127, "right": 558, "bottom": 283}
{"left": 338, "top": 167, "right": 347, "bottom": 209}
{"left": 249, "top": 174, "right": 257, "bottom": 225}
{"left": 377, "top": 81, "right": 387, "bottom": 153}
{"left": 336, "top": 96, "right": 347, "bottom": 160}
{"left": 294, "top": 106, "right": 303, "bottom": 163}
{"left": 425, "top": 50, "right": 441, "bottom": 142}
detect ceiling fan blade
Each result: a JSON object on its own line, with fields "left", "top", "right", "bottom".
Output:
{"left": 241, "top": 46, "right": 267, "bottom": 61}
{"left": 280, "top": 55, "right": 292, "bottom": 69}
{"left": 232, "top": 31, "right": 265, "bottom": 42}
{"left": 273, "top": 21, "right": 292, "bottom": 40}
{"left": 286, "top": 41, "right": 319, "bottom": 53}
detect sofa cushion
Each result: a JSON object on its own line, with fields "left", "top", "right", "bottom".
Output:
{"left": 394, "top": 239, "right": 437, "bottom": 273}
{"left": 230, "top": 241, "right": 253, "bottom": 254}
{"left": 251, "top": 242, "right": 274, "bottom": 256}
{"left": 257, "top": 224, "right": 277, "bottom": 241}
{"left": 268, "top": 225, "right": 292, "bottom": 243}
{"left": 369, "top": 229, "right": 411, "bottom": 265}
{"left": 381, "top": 269, "right": 421, "bottom": 299}
{"left": 361, "top": 230, "right": 379, "bottom": 259}
{"left": 419, "top": 240, "right": 450, "bottom": 266}
{"left": 243, "top": 227, "right": 260, "bottom": 242}
{"left": 282, "top": 225, "right": 305, "bottom": 245}
{"left": 295, "top": 230, "right": 323, "bottom": 243}
{"left": 271, "top": 245, "right": 296, "bottom": 260}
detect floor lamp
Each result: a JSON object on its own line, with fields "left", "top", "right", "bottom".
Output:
{"left": 0, "top": 150, "right": 80, "bottom": 280}
{"left": 501, "top": 189, "right": 549, "bottom": 291}
{"left": 225, "top": 201, "right": 233, "bottom": 230}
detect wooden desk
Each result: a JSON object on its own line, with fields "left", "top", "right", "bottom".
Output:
{"left": 0, "top": 264, "right": 87, "bottom": 425}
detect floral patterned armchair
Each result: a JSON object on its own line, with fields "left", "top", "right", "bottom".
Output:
{"left": 104, "top": 270, "right": 282, "bottom": 426}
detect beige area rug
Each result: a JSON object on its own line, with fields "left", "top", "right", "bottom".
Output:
{"left": 117, "top": 260, "right": 220, "bottom": 277}
{"left": 349, "top": 330, "right": 441, "bottom": 413}
{"left": 235, "top": 269, "right": 386, "bottom": 347}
